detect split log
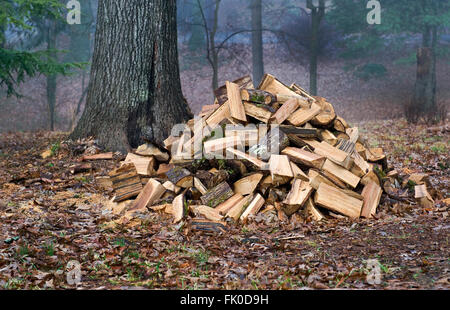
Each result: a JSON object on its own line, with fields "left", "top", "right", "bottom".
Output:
{"left": 318, "top": 129, "right": 338, "bottom": 146}
{"left": 282, "top": 179, "right": 313, "bottom": 216}
{"left": 314, "top": 183, "right": 363, "bottom": 219}
{"left": 135, "top": 143, "right": 169, "bottom": 162}
{"left": 289, "top": 161, "right": 309, "bottom": 181}
{"left": 304, "top": 140, "right": 353, "bottom": 170}
{"left": 193, "top": 177, "right": 208, "bottom": 195}
{"left": 226, "top": 81, "right": 247, "bottom": 122}
{"left": 129, "top": 179, "right": 166, "bottom": 211}
{"left": 281, "top": 147, "right": 325, "bottom": 169}
{"left": 305, "top": 197, "right": 324, "bottom": 221}
{"left": 248, "top": 129, "right": 289, "bottom": 160}
{"left": 214, "top": 75, "right": 254, "bottom": 105}
{"left": 166, "top": 166, "right": 193, "bottom": 188}
{"left": 311, "top": 97, "right": 336, "bottom": 126}
{"left": 333, "top": 116, "right": 349, "bottom": 132}
{"left": 290, "top": 83, "right": 316, "bottom": 101}
{"left": 286, "top": 103, "right": 321, "bottom": 126}
{"left": 82, "top": 152, "right": 113, "bottom": 161}
{"left": 226, "top": 194, "right": 253, "bottom": 221}
{"left": 172, "top": 193, "right": 185, "bottom": 223}
{"left": 215, "top": 193, "right": 244, "bottom": 215}
{"left": 190, "top": 219, "right": 227, "bottom": 233}
{"left": 162, "top": 180, "right": 181, "bottom": 194}
{"left": 270, "top": 98, "right": 300, "bottom": 124}
{"left": 233, "top": 173, "right": 264, "bottom": 196}
{"left": 226, "top": 148, "right": 267, "bottom": 170}
{"left": 415, "top": 184, "right": 434, "bottom": 208}
{"left": 206, "top": 100, "right": 231, "bottom": 129}
{"left": 200, "top": 182, "right": 234, "bottom": 208}
{"left": 279, "top": 125, "right": 317, "bottom": 138}
{"left": 123, "top": 153, "right": 156, "bottom": 176}
{"left": 240, "top": 193, "right": 265, "bottom": 223}
{"left": 203, "top": 136, "right": 243, "bottom": 154}
{"left": 190, "top": 205, "right": 224, "bottom": 222}
{"left": 360, "top": 181, "right": 382, "bottom": 218}
{"left": 269, "top": 155, "right": 294, "bottom": 178}
{"left": 258, "top": 74, "right": 299, "bottom": 97}
{"left": 321, "top": 159, "right": 360, "bottom": 189}
{"left": 109, "top": 163, "right": 143, "bottom": 202}
{"left": 243, "top": 101, "right": 273, "bottom": 123}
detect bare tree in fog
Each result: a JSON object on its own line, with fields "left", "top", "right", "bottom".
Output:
{"left": 251, "top": 0, "right": 264, "bottom": 86}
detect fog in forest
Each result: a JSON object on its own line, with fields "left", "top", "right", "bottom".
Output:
{"left": 0, "top": 0, "right": 449, "bottom": 132}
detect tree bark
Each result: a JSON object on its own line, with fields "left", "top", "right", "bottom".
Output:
{"left": 307, "top": 0, "right": 325, "bottom": 96}
{"left": 251, "top": 0, "right": 264, "bottom": 86}
{"left": 70, "top": 0, "right": 192, "bottom": 152}
{"left": 46, "top": 21, "right": 57, "bottom": 131}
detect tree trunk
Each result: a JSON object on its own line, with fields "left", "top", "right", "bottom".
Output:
{"left": 70, "top": 0, "right": 193, "bottom": 153}
{"left": 251, "top": 0, "right": 264, "bottom": 86}
{"left": 47, "top": 21, "right": 57, "bottom": 131}
{"left": 307, "top": 0, "right": 325, "bottom": 96}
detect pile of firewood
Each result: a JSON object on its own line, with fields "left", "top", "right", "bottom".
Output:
{"left": 105, "top": 74, "right": 426, "bottom": 229}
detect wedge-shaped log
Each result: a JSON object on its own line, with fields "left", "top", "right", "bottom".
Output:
{"left": 243, "top": 101, "right": 273, "bottom": 123}
{"left": 240, "top": 193, "right": 265, "bottom": 223}
{"left": 414, "top": 184, "right": 434, "bottom": 208}
{"left": 258, "top": 73, "right": 299, "bottom": 97}
{"left": 172, "top": 193, "right": 185, "bottom": 223}
{"left": 361, "top": 181, "right": 382, "bottom": 218}
{"left": 109, "top": 163, "right": 143, "bottom": 202}
{"left": 304, "top": 140, "right": 353, "bottom": 170}
{"left": 290, "top": 83, "right": 316, "bottom": 101}
{"left": 282, "top": 179, "right": 313, "bottom": 216}
{"left": 226, "top": 148, "right": 267, "bottom": 170}
{"left": 214, "top": 75, "right": 254, "bottom": 105}
{"left": 309, "top": 169, "right": 363, "bottom": 200}
{"left": 226, "top": 194, "right": 253, "bottom": 221}
{"left": 135, "top": 143, "right": 169, "bottom": 162}
{"left": 281, "top": 147, "right": 325, "bottom": 169}
{"left": 204, "top": 136, "right": 243, "bottom": 154}
{"left": 314, "top": 183, "right": 363, "bottom": 219}
{"left": 322, "top": 159, "right": 360, "bottom": 189}
{"left": 289, "top": 161, "right": 309, "bottom": 181}
{"left": 190, "top": 205, "right": 224, "bottom": 222}
{"left": 233, "top": 173, "right": 263, "bottom": 196}
{"left": 318, "top": 129, "right": 338, "bottom": 146}
{"left": 215, "top": 193, "right": 244, "bottom": 215}
{"left": 226, "top": 81, "right": 247, "bottom": 122}
{"left": 333, "top": 116, "right": 349, "bottom": 132}
{"left": 305, "top": 197, "right": 324, "bottom": 221}
{"left": 166, "top": 166, "right": 193, "bottom": 188}
{"left": 206, "top": 100, "right": 230, "bottom": 129}
{"left": 270, "top": 98, "right": 300, "bottom": 124}
{"left": 279, "top": 125, "right": 317, "bottom": 138}
{"left": 194, "top": 177, "right": 208, "bottom": 195}
{"left": 286, "top": 103, "right": 321, "bottom": 126}
{"left": 123, "top": 153, "right": 156, "bottom": 176}
{"left": 162, "top": 180, "right": 181, "bottom": 194}
{"left": 269, "top": 155, "right": 293, "bottom": 178}
{"left": 200, "top": 182, "right": 234, "bottom": 208}
{"left": 129, "top": 179, "right": 166, "bottom": 211}
{"left": 311, "top": 97, "right": 336, "bottom": 126}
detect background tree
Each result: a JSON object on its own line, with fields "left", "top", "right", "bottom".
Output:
{"left": 306, "top": 0, "right": 325, "bottom": 96}
{"left": 70, "top": 0, "right": 192, "bottom": 152}
{"left": 250, "top": 0, "right": 264, "bottom": 85}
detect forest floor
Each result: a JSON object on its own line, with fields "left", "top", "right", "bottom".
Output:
{"left": 0, "top": 119, "right": 448, "bottom": 290}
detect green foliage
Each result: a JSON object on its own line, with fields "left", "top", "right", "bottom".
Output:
{"left": 0, "top": 0, "right": 85, "bottom": 96}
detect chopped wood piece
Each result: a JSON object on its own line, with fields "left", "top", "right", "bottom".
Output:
{"left": 281, "top": 147, "right": 325, "bottom": 169}
{"left": 258, "top": 74, "right": 299, "bottom": 97}
{"left": 214, "top": 75, "right": 254, "bottom": 105}
{"left": 109, "top": 163, "right": 143, "bottom": 202}
{"left": 200, "top": 182, "right": 234, "bottom": 208}
{"left": 163, "top": 136, "right": 180, "bottom": 151}
{"left": 289, "top": 161, "right": 309, "bottom": 181}
{"left": 279, "top": 125, "right": 317, "bottom": 138}
{"left": 318, "top": 129, "right": 338, "bottom": 146}
{"left": 191, "top": 219, "right": 227, "bottom": 233}
{"left": 270, "top": 98, "right": 300, "bottom": 124}
{"left": 415, "top": 184, "right": 434, "bottom": 207}
{"left": 322, "top": 159, "right": 360, "bottom": 189}
{"left": 156, "top": 163, "right": 173, "bottom": 177}
{"left": 226, "top": 81, "right": 247, "bottom": 122}
{"left": 248, "top": 129, "right": 289, "bottom": 160}
{"left": 314, "top": 183, "right": 363, "bottom": 219}
{"left": 361, "top": 167, "right": 380, "bottom": 186}
{"left": 282, "top": 179, "right": 313, "bottom": 216}
{"left": 226, "top": 195, "right": 252, "bottom": 221}
{"left": 172, "top": 193, "right": 185, "bottom": 223}
{"left": 366, "top": 147, "right": 386, "bottom": 162}
{"left": 129, "top": 179, "right": 166, "bottom": 211}
{"left": 275, "top": 94, "right": 310, "bottom": 108}
{"left": 243, "top": 101, "right": 273, "bottom": 123}
{"left": 204, "top": 136, "right": 243, "bottom": 154}
{"left": 70, "top": 163, "right": 92, "bottom": 174}
{"left": 305, "top": 197, "right": 324, "bottom": 221}
{"left": 162, "top": 180, "right": 181, "bottom": 194}
{"left": 194, "top": 177, "right": 208, "bottom": 195}
{"left": 408, "top": 173, "right": 429, "bottom": 185}
{"left": 350, "top": 151, "right": 371, "bottom": 177}
{"left": 226, "top": 148, "right": 267, "bottom": 170}
{"left": 240, "top": 193, "right": 265, "bottom": 222}
{"left": 286, "top": 103, "right": 321, "bottom": 126}
{"left": 135, "top": 143, "right": 169, "bottom": 162}
{"left": 190, "top": 205, "right": 224, "bottom": 221}
{"left": 215, "top": 193, "right": 244, "bottom": 215}
{"left": 333, "top": 116, "right": 349, "bottom": 132}
{"left": 274, "top": 202, "right": 289, "bottom": 221}
{"left": 346, "top": 127, "right": 359, "bottom": 144}
{"left": 206, "top": 100, "right": 230, "bottom": 129}
{"left": 336, "top": 138, "right": 355, "bottom": 154}
{"left": 290, "top": 83, "right": 316, "bottom": 101}
{"left": 233, "top": 173, "right": 263, "bottom": 196}
{"left": 311, "top": 97, "right": 336, "bottom": 126}
{"left": 123, "top": 153, "right": 156, "bottom": 176}
{"left": 240, "top": 89, "right": 275, "bottom": 104}
{"left": 166, "top": 166, "right": 193, "bottom": 188}
{"left": 361, "top": 181, "right": 382, "bottom": 218}
{"left": 82, "top": 152, "right": 113, "bottom": 161}
{"left": 304, "top": 140, "right": 353, "bottom": 170}
{"left": 269, "top": 155, "right": 293, "bottom": 178}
